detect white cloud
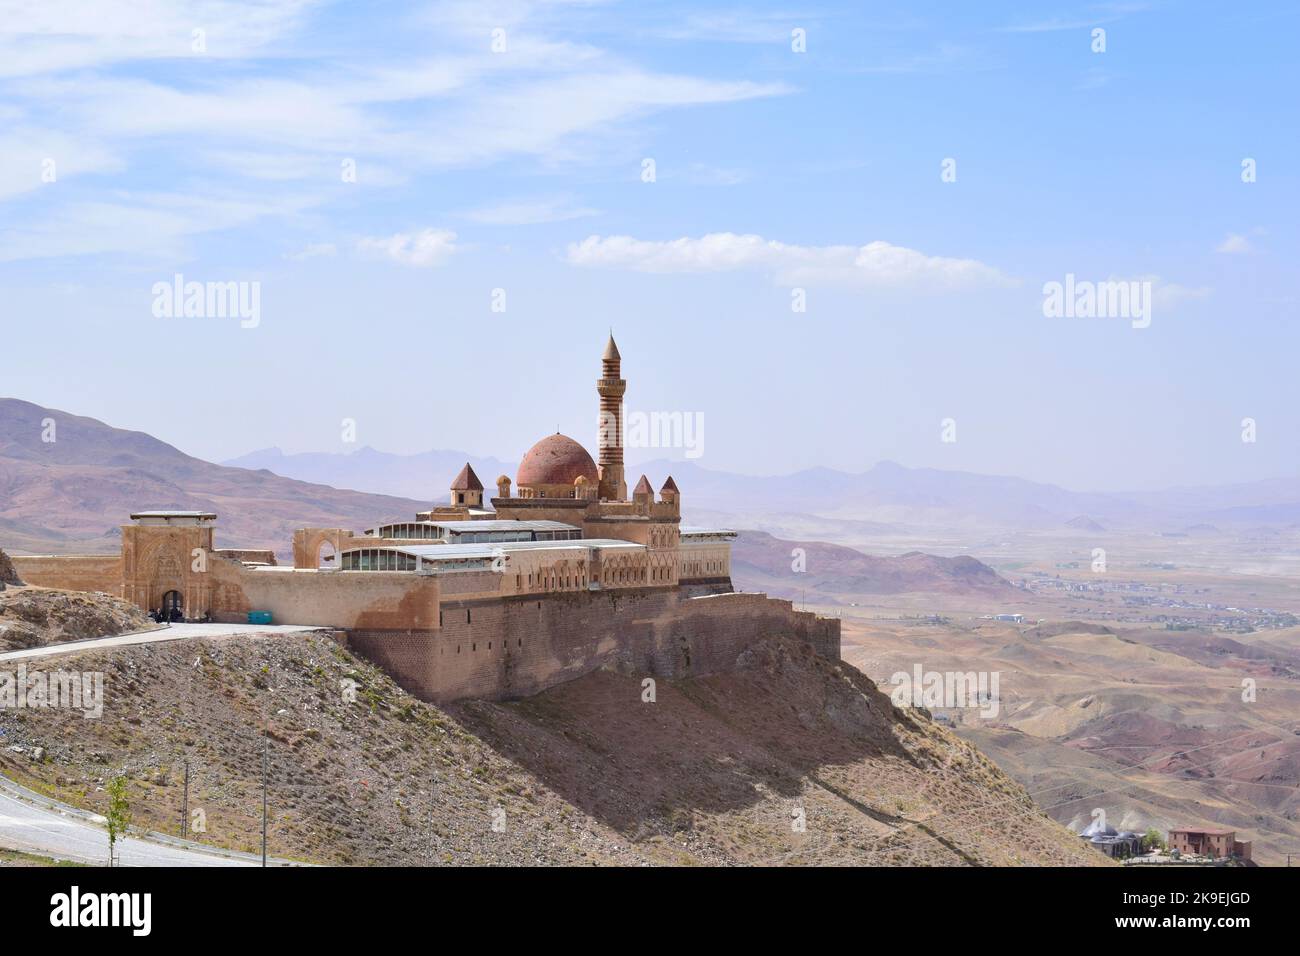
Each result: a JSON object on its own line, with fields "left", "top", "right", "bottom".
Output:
{"left": 284, "top": 242, "right": 337, "bottom": 261}
{"left": 0, "top": 6, "right": 789, "bottom": 194}
{"left": 357, "top": 229, "right": 459, "bottom": 267}
{"left": 1149, "top": 278, "right": 1212, "bottom": 309}
{"left": 461, "top": 195, "right": 598, "bottom": 226}
{"left": 653, "top": 13, "right": 802, "bottom": 44}
{"left": 565, "top": 233, "right": 1016, "bottom": 287}
{"left": 998, "top": 4, "right": 1150, "bottom": 34}
{"left": 0, "top": 4, "right": 792, "bottom": 261}
{"left": 0, "top": 190, "right": 317, "bottom": 262}
{"left": 0, "top": 129, "right": 123, "bottom": 201}
{"left": 394, "top": 72, "right": 787, "bottom": 170}
{"left": 1216, "top": 233, "right": 1252, "bottom": 254}
{"left": 0, "top": 0, "right": 318, "bottom": 77}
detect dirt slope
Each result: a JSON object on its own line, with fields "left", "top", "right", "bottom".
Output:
{"left": 0, "top": 587, "right": 156, "bottom": 650}
{"left": 0, "top": 630, "right": 1102, "bottom": 866}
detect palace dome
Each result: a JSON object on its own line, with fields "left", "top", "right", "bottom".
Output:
{"left": 517, "top": 433, "right": 599, "bottom": 488}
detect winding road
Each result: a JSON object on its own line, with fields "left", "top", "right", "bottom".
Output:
{"left": 0, "top": 622, "right": 323, "bottom": 663}
{"left": 1, "top": 622, "right": 320, "bottom": 865}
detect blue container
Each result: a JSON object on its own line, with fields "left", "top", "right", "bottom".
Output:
{"left": 247, "top": 610, "right": 273, "bottom": 626}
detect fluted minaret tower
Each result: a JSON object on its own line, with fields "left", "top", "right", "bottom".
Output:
{"left": 597, "top": 333, "right": 627, "bottom": 500}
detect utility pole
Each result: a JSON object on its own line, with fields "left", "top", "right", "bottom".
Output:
{"left": 261, "top": 733, "right": 268, "bottom": 867}
{"left": 181, "top": 759, "right": 190, "bottom": 838}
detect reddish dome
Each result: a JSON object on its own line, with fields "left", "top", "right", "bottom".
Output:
{"left": 517, "top": 433, "right": 599, "bottom": 488}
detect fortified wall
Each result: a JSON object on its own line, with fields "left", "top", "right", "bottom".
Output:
{"left": 12, "top": 545, "right": 840, "bottom": 704}
{"left": 348, "top": 587, "right": 840, "bottom": 703}
{"left": 9, "top": 554, "right": 121, "bottom": 593}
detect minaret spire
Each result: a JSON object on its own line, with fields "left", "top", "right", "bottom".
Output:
{"left": 597, "top": 333, "right": 627, "bottom": 500}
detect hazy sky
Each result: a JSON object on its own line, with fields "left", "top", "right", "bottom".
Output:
{"left": 1, "top": 0, "right": 1297, "bottom": 491}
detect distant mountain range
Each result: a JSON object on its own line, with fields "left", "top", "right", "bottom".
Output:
{"left": 731, "top": 531, "right": 1013, "bottom": 600}
{"left": 224, "top": 444, "right": 1300, "bottom": 533}
{"left": 1, "top": 398, "right": 1018, "bottom": 597}
{"left": 224, "top": 446, "right": 515, "bottom": 502}
{"left": 0, "top": 398, "right": 427, "bottom": 556}
{"left": 7, "top": 394, "right": 1300, "bottom": 562}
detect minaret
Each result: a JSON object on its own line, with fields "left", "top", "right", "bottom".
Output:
{"left": 597, "top": 333, "right": 627, "bottom": 500}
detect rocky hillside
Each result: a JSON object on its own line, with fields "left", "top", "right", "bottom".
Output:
{"left": 0, "top": 587, "right": 156, "bottom": 651}
{"left": 0, "top": 548, "right": 19, "bottom": 587}
{"left": 0, "top": 631, "right": 1103, "bottom": 866}
{"left": 732, "top": 530, "right": 1013, "bottom": 601}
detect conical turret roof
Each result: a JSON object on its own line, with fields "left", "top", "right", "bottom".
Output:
{"left": 450, "top": 463, "right": 484, "bottom": 491}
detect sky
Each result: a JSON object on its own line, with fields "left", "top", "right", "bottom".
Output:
{"left": 1, "top": 0, "right": 1297, "bottom": 492}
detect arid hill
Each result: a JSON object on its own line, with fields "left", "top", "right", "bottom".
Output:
{"left": 1064, "top": 515, "right": 1106, "bottom": 532}
{"left": 0, "top": 586, "right": 156, "bottom": 651}
{"left": 841, "top": 616, "right": 1300, "bottom": 864}
{"left": 731, "top": 530, "right": 1013, "bottom": 601}
{"left": 0, "top": 548, "right": 20, "bottom": 587}
{"left": 0, "top": 398, "right": 428, "bottom": 558}
{"left": 0, "top": 629, "right": 1102, "bottom": 866}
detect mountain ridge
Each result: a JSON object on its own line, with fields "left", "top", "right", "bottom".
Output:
{"left": 223, "top": 439, "right": 1300, "bottom": 531}
{"left": 0, "top": 398, "right": 429, "bottom": 557}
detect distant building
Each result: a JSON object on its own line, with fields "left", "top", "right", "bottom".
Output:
{"left": 1078, "top": 820, "right": 1143, "bottom": 858}
{"left": 1168, "top": 828, "right": 1252, "bottom": 861}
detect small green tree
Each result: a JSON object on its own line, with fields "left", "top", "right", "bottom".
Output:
{"left": 105, "top": 775, "right": 132, "bottom": 867}
{"left": 1141, "top": 827, "right": 1166, "bottom": 853}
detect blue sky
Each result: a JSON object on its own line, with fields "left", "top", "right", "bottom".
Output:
{"left": 1, "top": 0, "right": 1297, "bottom": 491}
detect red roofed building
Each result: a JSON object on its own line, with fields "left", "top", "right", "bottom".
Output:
{"left": 1168, "top": 828, "right": 1252, "bottom": 861}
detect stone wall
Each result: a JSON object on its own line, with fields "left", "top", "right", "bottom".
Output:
{"left": 213, "top": 549, "right": 278, "bottom": 565}
{"left": 347, "top": 587, "right": 840, "bottom": 703}
{"left": 8, "top": 554, "right": 122, "bottom": 594}
{"left": 206, "top": 559, "right": 441, "bottom": 630}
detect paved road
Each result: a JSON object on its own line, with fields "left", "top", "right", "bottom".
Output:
{"left": 1, "top": 624, "right": 320, "bottom": 865}
{"left": 0, "top": 779, "right": 273, "bottom": 866}
{"left": 0, "top": 623, "right": 324, "bottom": 663}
